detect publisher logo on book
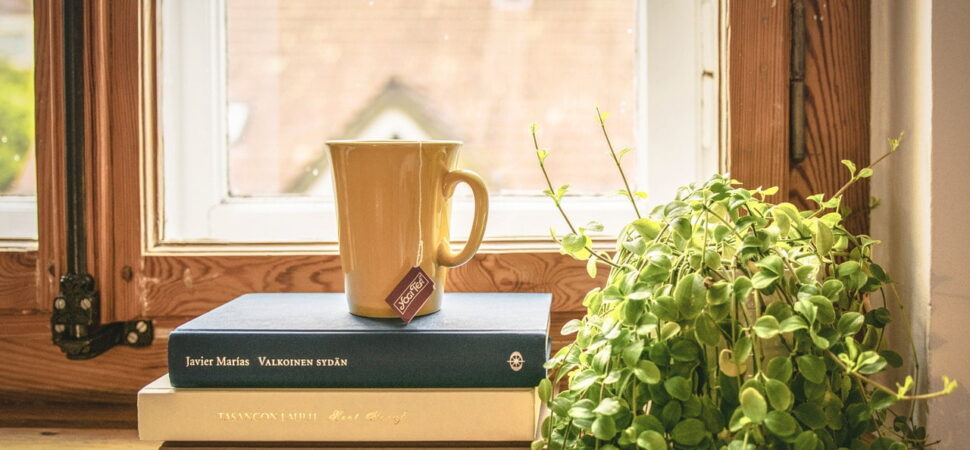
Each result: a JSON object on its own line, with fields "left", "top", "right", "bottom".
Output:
{"left": 507, "top": 351, "right": 525, "bottom": 371}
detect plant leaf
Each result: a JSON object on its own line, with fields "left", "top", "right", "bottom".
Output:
{"left": 562, "top": 233, "right": 586, "bottom": 253}
{"left": 570, "top": 369, "right": 600, "bottom": 390}
{"left": 719, "top": 349, "right": 745, "bottom": 377}
{"left": 593, "top": 397, "right": 623, "bottom": 416}
{"left": 837, "top": 312, "right": 865, "bottom": 336}
{"left": 841, "top": 159, "right": 857, "bottom": 177}
{"left": 870, "top": 390, "right": 897, "bottom": 410}
{"left": 778, "top": 314, "right": 808, "bottom": 333}
{"left": 561, "top": 319, "right": 582, "bottom": 335}
{"left": 694, "top": 314, "right": 721, "bottom": 346}
{"left": 765, "top": 379, "right": 793, "bottom": 411}
{"left": 793, "top": 402, "right": 826, "bottom": 430}
{"left": 634, "top": 360, "right": 662, "bottom": 384}
{"left": 753, "top": 315, "right": 780, "bottom": 339}
{"left": 796, "top": 355, "right": 826, "bottom": 384}
{"left": 538, "top": 378, "right": 552, "bottom": 403}
{"left": 740, "top": 388, "right": 767, "bottom": 423}
{"left": 670, "top": 418, "right": 707, "bottom": 446}
{"left": 631, "top": 218, "right": 662, "bottom": 240}
{"left": 592, "top": 415, "right": 618, "bottom": 440}
{"left": 765, "top": 410, "right": 800, "bottom": 437}
{"left": 734, "top": 335, "right": 753, "bottom": 366}
{"left": 637, "top": 430, "right": 667, "bottom": 450}
{"left": 814, "top": 222, "right": 834, "bottom": 256}
{"left": 670, "top": 339, "right": 701, "bottom": 362}
{"left": 752, "top": 271, "right": 779, "bottom": 290}
{"left": 536, "top": 148, "right": 548, "bottom": 163}
{"left": 794, "top": 431, "right": 821, "bottom": 450}
{"left": 665, "top": 376, "right": 692, "bottom": 401}
{"left": 673, "top": 217, "right": 693, "bottom": 240}
{"left": 766, "top": 356, "right": 793, "bottom": 382}
{"left": 674, "top": 273, "right": 707, "bottom": 319}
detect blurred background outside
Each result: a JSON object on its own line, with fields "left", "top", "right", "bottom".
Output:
{"left": 225, "top": 0, "right": 637, "bottom": 199}
{"left": 0, "top": 0, "right": 34, "bottom": 197}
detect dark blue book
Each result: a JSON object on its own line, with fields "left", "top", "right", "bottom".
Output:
{"left": 168, "top": 292, "right": 551, "bottom": 388}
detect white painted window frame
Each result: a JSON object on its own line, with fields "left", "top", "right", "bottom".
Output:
{"left": 158, "top": 0, "right": 719, "bottom": 247}
{"left": 0, "top": 197, "right": 38, "bottom": 243}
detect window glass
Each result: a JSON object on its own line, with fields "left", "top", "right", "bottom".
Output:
{"left": 225, "top": 0, "right": 636, "bottom": 198}
{"left": 0, "top": 0, "right": 35, "bottom": 197}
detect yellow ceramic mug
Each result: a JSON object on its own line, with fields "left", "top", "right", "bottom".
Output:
{"left": 326, "top": 140, "right": 488, "bottom": 318}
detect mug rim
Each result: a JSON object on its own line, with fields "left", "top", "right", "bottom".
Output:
{"left": 326, "top": 139, "right": 462, "bottom": 145}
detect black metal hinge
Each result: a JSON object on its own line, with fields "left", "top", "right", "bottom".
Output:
{"left": 51, "top": 273, "right": 154, "bottom": 360}
{"left": 52, "top": 0, "right": 153, "bottom": 360}
{"left": 790, "top": 0, "right": 807, "bottom": 165}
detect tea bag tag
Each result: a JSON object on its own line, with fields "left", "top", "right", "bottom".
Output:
{"left": 384, "top": 266, "right": 435, "bottom": 324}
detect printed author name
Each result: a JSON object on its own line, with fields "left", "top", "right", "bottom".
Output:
{"left": 184, "top": 356, "right": 349, "bottom": 367}
{"left": 214, "top": 410, "right": 405, "bottom": 425}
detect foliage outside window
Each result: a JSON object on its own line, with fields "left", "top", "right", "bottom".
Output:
{"left": 0, "top": 0, "right": 35, "bottom": 196}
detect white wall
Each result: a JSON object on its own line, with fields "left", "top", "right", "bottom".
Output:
{"left": 926, "top": 0, "right": 970, "bottom": 442}
{"left": 871, "top": 1, "right": 970, "bottom": 445}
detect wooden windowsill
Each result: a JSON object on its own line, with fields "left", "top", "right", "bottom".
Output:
{"left": 0, "top": 428, "right": 157, "bottom": 450}
{"left": 0, "top": 428, "right": 532, "bottom": 449}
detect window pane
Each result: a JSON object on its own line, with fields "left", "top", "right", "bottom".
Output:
{"left": 226, "top": 0, "right": 636, "bottom": 198}
{"left": 0, "top": 0, "right": 34, "bottom": 196}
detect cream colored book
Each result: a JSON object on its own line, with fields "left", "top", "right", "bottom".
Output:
{"left": 138, "top": 374, "right": 540, "bottom": 442}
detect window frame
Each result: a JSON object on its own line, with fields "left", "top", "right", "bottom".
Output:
{"left": 0, "top": 0, "right": 876, "bottom": 415}
{"left": 0, "top": 197, "right": 38, "bottom": 243}
{"left": 157, "top": 0, "right": 721, "bottom": 247}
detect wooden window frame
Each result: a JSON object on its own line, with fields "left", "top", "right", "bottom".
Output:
{"left": 0, "top": 0, "right": 870, "bottom": 426}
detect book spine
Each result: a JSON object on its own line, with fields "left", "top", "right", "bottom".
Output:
{"left": 138, "top": 385, "right": 538, "bottom": 442}
{"left": 168, "top": 331, "right": 547, "bottom": 388}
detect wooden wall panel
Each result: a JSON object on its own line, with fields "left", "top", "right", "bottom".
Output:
{"left": 728, "top": 0, "right": 870, "bottom": 234}
{"left": 141, "top": 252, "right": 603, "bottom": 317}
{"left": 792, "top": 0, "right": 870, "bottom": 233}
{"left": 0, "top": 402, "right": 137, "bottom": 428}
{"left": 0, "top": 315, "right": 170, "bottom": 404}
{"left": 727, "top": 0, "right": 791, "bottom": 194}
{"left": 0, "top": 252, "right": 38, "bottom": 313}
{"left": 140, "top": 254, "right": 344, "bottom": 317}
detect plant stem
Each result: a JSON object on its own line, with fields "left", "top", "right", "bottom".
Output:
{"left": 532, "top": 126, "right": 622, "bottom": 270}
{"left": 824, "top": 350, "right": 952, "bottom": 401}
{"left": 533, "top": 131, "right": 578, "bottom": 233}
{"left": 596, "top": 107, "right": 642, "bottom": 219}
{"left": 701, "top": 204, "right": 746, "bottom": 241}
{"left": 809, "top": 144, "right": 898, "bottom": 219}
{"left": 889, "top": 282, "right": 923, "bottom": 419}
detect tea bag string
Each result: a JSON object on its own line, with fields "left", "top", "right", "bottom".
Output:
{"left": 415, "top": 142, "right": 424, "bottom": 268}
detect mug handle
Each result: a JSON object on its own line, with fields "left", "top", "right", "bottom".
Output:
{"left": 437, "top": 169, "right": 489, "bottom": 268}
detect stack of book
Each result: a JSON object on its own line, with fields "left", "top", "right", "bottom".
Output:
{"left": 138, "top": 292, "right": 550, "bottom": 443}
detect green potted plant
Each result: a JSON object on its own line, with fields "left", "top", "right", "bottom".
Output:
{"left": 531, "top": 115, "right": 955, "bottom": 450}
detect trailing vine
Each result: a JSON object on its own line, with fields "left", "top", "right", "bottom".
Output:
{"left": 532, "top": 117, "right": 953, "bottom": 450}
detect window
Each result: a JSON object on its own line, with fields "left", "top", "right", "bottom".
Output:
{"left": 0, "top": 0, "right": 36, "bottom": 242}
{"left": 159, "top": 0, "right": 718, "bottom": 246}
